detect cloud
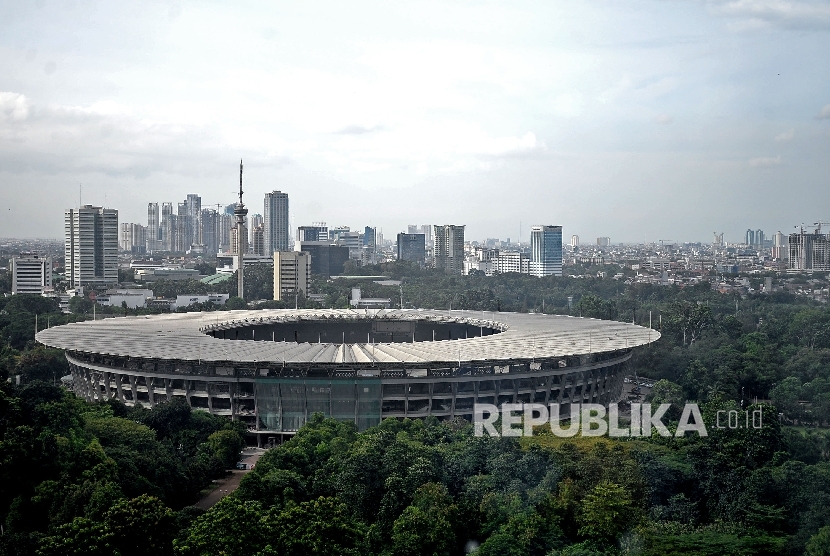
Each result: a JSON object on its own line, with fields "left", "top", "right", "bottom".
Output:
{"left": 775, "top": 128, "right": 794, "bottom": 141}
{"left": 655, "top": 114, "right": 673, "bottom": 125}
{"left": 704, "top": 0, "right": 830, "bottom": 30}
{"left": 0, "top": 92, "right": 31, "bottom": 122}
{"left": 333, "top": 124, "right": 387, "bottom": 135}
{"left": 819, "top": 104, "right": 830, "bottom": 119}
{"left": 748, "top": 155, "right": 781, "bottom": 167}
{"left": 552, "top": 93, "right": 583, "bottom": 118}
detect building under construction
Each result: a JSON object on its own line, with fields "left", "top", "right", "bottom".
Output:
{"left": 789, "top": 228, "right": 830, "bottom": 271}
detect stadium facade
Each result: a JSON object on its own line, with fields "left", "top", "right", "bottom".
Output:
{"left": 36, "top": 309, "right": 659, "bottom": 444}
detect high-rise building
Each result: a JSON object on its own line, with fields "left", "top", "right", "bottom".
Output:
{"left": 251, "top": 225, "right": 265, "bottom": 256}
{"left": 65, "top": 205, "right": 118, "bottom": 288}
{"left": 175, "top": 202, "right": 192, "bottom": 252}
{"left": 296, "top": 242, "right": 349, "bottom": 277}
{"left": 364, "top": 226, "right": 377, "bottom": 249}
{"left": 11, "top": 253, "right": 52, "bottom": 294}
{"left": 772, "top": 231, "right": 788, "bottom": 260}
{"left": 713, "top": 232, "right": 724, "bottom": 246}
{"left": 218, "top": 213, "right": 233, "bottom": 252}
{"left": 120, "top": 223, "right": 146, "bottom": 254}
{"left": 596, "top": 237, "right": 611, "bottom": 247}
{"left": 273, "top": 251, "right": 311, "bottom": 302}
{"left": 147, "top": 203, "right": 160, "bottom": 252}
{"left": 397, "top": 233, "right": 426, "bottom": 266}
{"left": 264, "top": 191, "right": 289, "bottom": 255}
{"left": 571, "top": 235, "right": 579, "bottom": 248}
{"left": 755, "top": 229, "right": 765, "bottom": 247}
{"left": 161, "top": 202, "right": 175, "bottom": 251}
{"left": 408, "top": 224, "right": 433, "bottom": 245}
{"left": 745, "top": 229, "right": 755, "bottom": 246}
{"left": 789, "top": 230, "right": 829, "bottom": 271}
{"left": 297, "top": 223, "right": 328, "bottom": 242}
{"left": 530, "top": 225, "right": 563, "bottom": 277}
{"left": 250, "top": 213, "right": 263, "bottom": 246}
{"left": 200, "top": 209, "right": 219, "bottom": 255}
{"left": 228, "top": 224, "right": 248, "bottom": 255}
{"left": 185, "top": 194, "right": 201, "bottom": 246}
{"left": 434, "top": 225, "right": 465, "bottom": 275}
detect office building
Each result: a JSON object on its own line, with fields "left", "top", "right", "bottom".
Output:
{"left": 397, "top": 233, "right": 426, "bottom": 266}
{"left": 434, "top": 225, "right": 465, "bottom": 275}
{"left": 496, "top": 251, "right": 530, "bottom": 274}
{"left": 597, "top": 237, "right": 611, "bottom": 247}
{"left": 296, "top": 242, "right": 349, "bottom": 277}
{"left": 175, "top": 202, "right": 192, "bottom": 252}
{"left": 364, "top": 226, "right": 377, "bottom": 249}
{"left": 65, "top": 205, "right": 119, "bottom": 288}
{"left": 273, "top": 251, "right": 311, "bottom": 302}
{"left": 297, "top": 223, "right": 328, "bottom": 243}
{"left": 530, "top": 225, "right": 563, "bottom": 277}
{"left": 11, "top": 254, "right": 52, "bottom": 294}
{"left": 264, "top": 191, "right": 290, "bottom": 255}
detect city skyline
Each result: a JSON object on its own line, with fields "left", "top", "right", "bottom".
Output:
{"left": 1, "top": 1, "right": 829, "bottom": 241}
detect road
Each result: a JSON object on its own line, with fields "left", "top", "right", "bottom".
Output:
{"left": 192, "top": 447, "right": 266, "bottom": 510}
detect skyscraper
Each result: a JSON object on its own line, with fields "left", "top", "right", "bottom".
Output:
{"left": 147, "top": 203, "right": 159, "bottom": 252}
{"left": 264, "top": 191, "right": 289, "bottom": 255}
{"left": 185, "top": 194, "right": 201, "bottom": 247}
{"left": 161, "top": 202, "right": 175, "bottom": 251}
{"left": 530, "top": 225, "right": 563, "bottom": 277}
{"left": 434, "top": 225, "right": 465, "bottom": 275}
{"left": 745, "top": 229, "right": 755, "bottom": 246}
{"left": 273, "top": 251, "right": 311, "bottom": 302}
{"left": 65, "top": 205, "right": 118, "bottom": 288}
{"left": 200, "top": 208, "right": 219, "bottom": 255}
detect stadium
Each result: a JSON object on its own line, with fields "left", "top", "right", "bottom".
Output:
{"left": 35, "top": 309, "right": 659, "bottom": 444}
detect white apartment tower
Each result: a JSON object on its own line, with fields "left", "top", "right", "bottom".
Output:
{"left": 264, "top": 191, "right": 290, "bottom": 255}
{"left": 65, "top": 205, "right": 119, "bottom": 288}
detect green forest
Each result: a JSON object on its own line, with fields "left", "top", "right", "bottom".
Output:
{"left": 3, "top": 266, "right": 830, "bottom": 554}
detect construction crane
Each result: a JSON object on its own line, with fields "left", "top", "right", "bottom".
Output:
{"left": 813, "top": 221, "right": 830, "bottom": 234}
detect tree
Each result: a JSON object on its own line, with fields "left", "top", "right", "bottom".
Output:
{"left": 391, "top": 483, "right": 458, "bottom": 556}
{"left": 205, "top": 429, "right": 244, "bottom": 469}
{"left": 173, "top": 497, "right": 269, "bottom": 556}
{"left": 577, "top": 481, "right": 634, "bottom": 543}
{"left": 36, "top": 517, "right": 116, "bottom": 556}
{"left": 224, "top": 297, "right": 247, "bottom": 310}
{"left": 268, "top": 496, "right": 367, "bottom": 555}
{"left": 807, "top": 525, "right": 830, "bottom": 556}
{"left": 104, "top": 495, "right": 177, "bottom": 556}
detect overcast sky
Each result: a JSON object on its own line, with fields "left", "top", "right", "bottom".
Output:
{"left": 1, "top": 0, "right": 829, "bottom": 244}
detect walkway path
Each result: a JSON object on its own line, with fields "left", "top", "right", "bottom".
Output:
{"left": 192, "top": 447, "right": 266, "bottom": 510}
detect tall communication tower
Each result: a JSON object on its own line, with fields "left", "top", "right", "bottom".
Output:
{"left": 235, "top": 160, "right": 248, "bottom": 300}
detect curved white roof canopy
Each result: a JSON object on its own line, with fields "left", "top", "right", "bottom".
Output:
{"left": 35, "top": 309, "right": 660, "bottom": 366}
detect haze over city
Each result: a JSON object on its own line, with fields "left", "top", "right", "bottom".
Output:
{"left": 1, "top": 0, "right": 829, "bottom": 242}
